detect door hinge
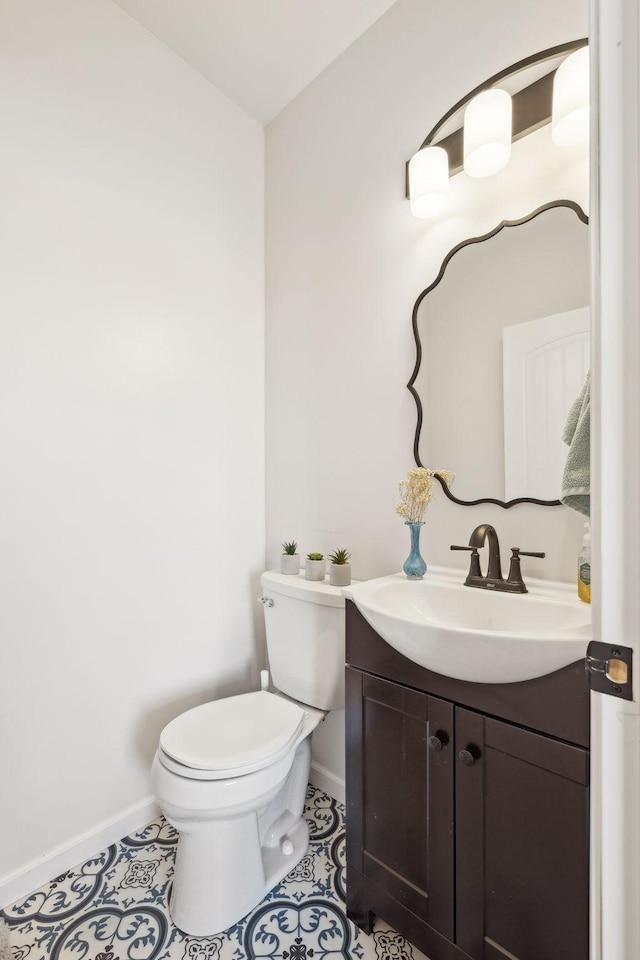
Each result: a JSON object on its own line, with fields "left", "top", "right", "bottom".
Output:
{"left": 586, "top": 641, "right": 633, "bottom": 700}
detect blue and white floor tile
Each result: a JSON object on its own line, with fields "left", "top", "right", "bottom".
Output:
{"left": 1, "top": 787, "right": 428, "bottom": 960}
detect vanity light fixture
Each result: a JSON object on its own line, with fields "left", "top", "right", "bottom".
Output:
{"left": 551, "top": 46, "right": 590, "bottom": 146}
{"left": 405, "top": 39, "right": 589, "bottom": 219}
{"left": 463, "top": 88, "right": 513, "bottom": 178}
{"left": 408, "top": 146, "right": 449, "bottom": 219}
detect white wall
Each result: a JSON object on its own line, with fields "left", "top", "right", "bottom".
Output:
{"left": 0, "top": 0, "right": 264, "bottom": 898}
{"left": 266, "top": 0, "right": 589, "bottom": 788}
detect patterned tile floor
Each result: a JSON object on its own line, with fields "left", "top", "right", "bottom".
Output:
{"left": 1, "top": 787, "right": 428, "bottom": 960}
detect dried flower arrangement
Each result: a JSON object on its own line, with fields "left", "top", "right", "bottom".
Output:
{"left": 395, "top": 467, "right": 454, "bottom": 523}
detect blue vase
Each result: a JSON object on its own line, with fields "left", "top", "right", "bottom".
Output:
{"left": 403, "top": 521, "right": 427, "bottom": 579}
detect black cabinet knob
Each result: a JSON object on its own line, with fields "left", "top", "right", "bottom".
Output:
{"left": 428, "top": 735, "right": 444, "bottom": 753}
{"left": 459, "top": 748, "right": 476, "bottom": 767}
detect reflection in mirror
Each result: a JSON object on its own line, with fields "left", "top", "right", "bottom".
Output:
{"left": 411, "top": 202, "right": 589, "bottom": 505}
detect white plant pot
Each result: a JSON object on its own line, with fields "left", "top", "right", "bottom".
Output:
{"left": 281, "top": 554, "right": 300, "bottom": 575}
{"left": 305, "top": 559, "right": 326, "bottom": 581}
{"left": 329, "top": 563, "right": 351, "bottom": 587}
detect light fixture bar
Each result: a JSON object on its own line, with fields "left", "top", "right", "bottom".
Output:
{"left": 405, "top": 72, "right": 555, "bottom": 196}
{"left": 405, "top": 37, "right": 588, "bottom": 199}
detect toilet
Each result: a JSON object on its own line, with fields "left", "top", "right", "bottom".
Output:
{"left": 150, "top": 569, "right": 346, "bottom": 936}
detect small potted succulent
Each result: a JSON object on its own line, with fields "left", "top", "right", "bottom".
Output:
{"left": 281, "top": 541, "right": 300, "bottom": 576}
{"left": 305, "top": 552, "right": 326, "bottom": 582}
{"left": 328, "top": 548, "right": 351, "bottom": 587}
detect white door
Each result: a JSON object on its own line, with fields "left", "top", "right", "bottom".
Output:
{"left": 592, "top": 1, "right": 640, "bottom": 958}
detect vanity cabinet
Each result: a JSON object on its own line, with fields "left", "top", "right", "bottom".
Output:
{"left": 345, "top": 601, "right": 590, "bottom": 960}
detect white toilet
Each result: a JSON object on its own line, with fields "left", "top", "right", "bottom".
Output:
{"left": 150, "top": 569, "right": 346, "bottom": 936}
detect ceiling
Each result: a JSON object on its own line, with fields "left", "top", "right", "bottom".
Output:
{"left": 111, "top": 0, "right": 399, "bottom": 124}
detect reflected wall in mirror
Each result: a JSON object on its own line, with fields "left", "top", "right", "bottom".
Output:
{"left": 410, "top": 202, "right": 589, "bottom": 506}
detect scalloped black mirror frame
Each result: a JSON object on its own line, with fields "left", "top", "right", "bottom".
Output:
{"left": 408, "top": 199, "right": 589, "bottom": 509}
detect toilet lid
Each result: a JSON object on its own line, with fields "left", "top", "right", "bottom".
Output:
{"left": 159, "top": 690, "right": 305, "bottom": 774}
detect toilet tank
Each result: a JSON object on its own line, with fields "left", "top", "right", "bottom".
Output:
{"left": 260, "top": 570, "right": 347, "bottom": 711}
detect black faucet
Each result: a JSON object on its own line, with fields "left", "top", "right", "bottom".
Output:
{"left": 469, "top": 523, "right": 503, "bottom": 581}
{"left": 451, "top": 524, "right": 545, "bottom": 594}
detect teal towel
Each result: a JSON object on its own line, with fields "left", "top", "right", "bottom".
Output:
{"left": 561, "top": 370, "right": 590, "bottom": 517}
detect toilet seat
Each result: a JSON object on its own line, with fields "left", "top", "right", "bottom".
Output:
{"left": 159, "top": 690, "right": 305, "bottom": 780}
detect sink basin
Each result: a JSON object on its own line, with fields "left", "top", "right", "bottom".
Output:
{"left": 343, "top": 568, "right": 591, "bottom": 684}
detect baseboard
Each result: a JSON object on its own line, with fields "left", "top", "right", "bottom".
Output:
{"left": 0, "top": 796, "right": 159, "bottom": 910}
{"left": 309, "top": 761, "right": 345, "bottom": 805}
{"left": 1, "top": 772, "right": 343, "bottom": 911}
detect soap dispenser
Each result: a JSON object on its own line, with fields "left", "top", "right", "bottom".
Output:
{"left": 578, "top": 522, "right": 591, "bottom": 604}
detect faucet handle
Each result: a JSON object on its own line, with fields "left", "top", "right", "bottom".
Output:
{"left": 511, "top": 548, "right": 546, "bottom": 559}
{"left": 450, "top": 544, "right": 482, "bottom": 580}
{"left": 507, "top": 547, "right": 546, "bottom": 592}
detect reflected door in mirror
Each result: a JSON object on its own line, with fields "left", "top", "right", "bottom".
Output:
{"left": 503, "top": 306, "right": 589, "bottom": 502}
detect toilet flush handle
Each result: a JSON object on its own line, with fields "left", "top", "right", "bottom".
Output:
{"left": 258, "top": 596, "right": 274, "bottom": 607}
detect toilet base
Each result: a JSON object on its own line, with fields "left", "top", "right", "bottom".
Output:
{"left": 169, "top": 819, "right": 309, "bottom": 937}
{"left": 163, "top": 736, "right": 314, "bottom": 936}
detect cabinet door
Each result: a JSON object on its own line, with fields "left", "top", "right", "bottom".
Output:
{"left": 345, "top": 667, "right": 455, "bottom": 939}
{"left": 455, "top": 708, "right": 589, "bottom": 960}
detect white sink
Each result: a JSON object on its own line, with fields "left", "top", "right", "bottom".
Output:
{"left": 343, "top": 567, "right": 591, "bottom": 684}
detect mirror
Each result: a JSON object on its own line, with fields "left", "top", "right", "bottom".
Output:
{"left": 409, "top": 201, "right": 589, "bottom": 506}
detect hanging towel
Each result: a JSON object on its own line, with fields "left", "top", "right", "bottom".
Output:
{"left": 561, "top": 370, "right": 590, "bottom": 517}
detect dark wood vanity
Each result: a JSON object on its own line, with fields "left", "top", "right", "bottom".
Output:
{"left": 345, "top": 600, "right": 590, "bottom": 960}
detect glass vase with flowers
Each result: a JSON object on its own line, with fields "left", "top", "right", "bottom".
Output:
{"left": 395, "top": 467, "right": 453, "bottom": 579}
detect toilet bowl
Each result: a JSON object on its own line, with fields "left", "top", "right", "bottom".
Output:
{"left": 151, "top": 570, "right": 347, "bottom": 936}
